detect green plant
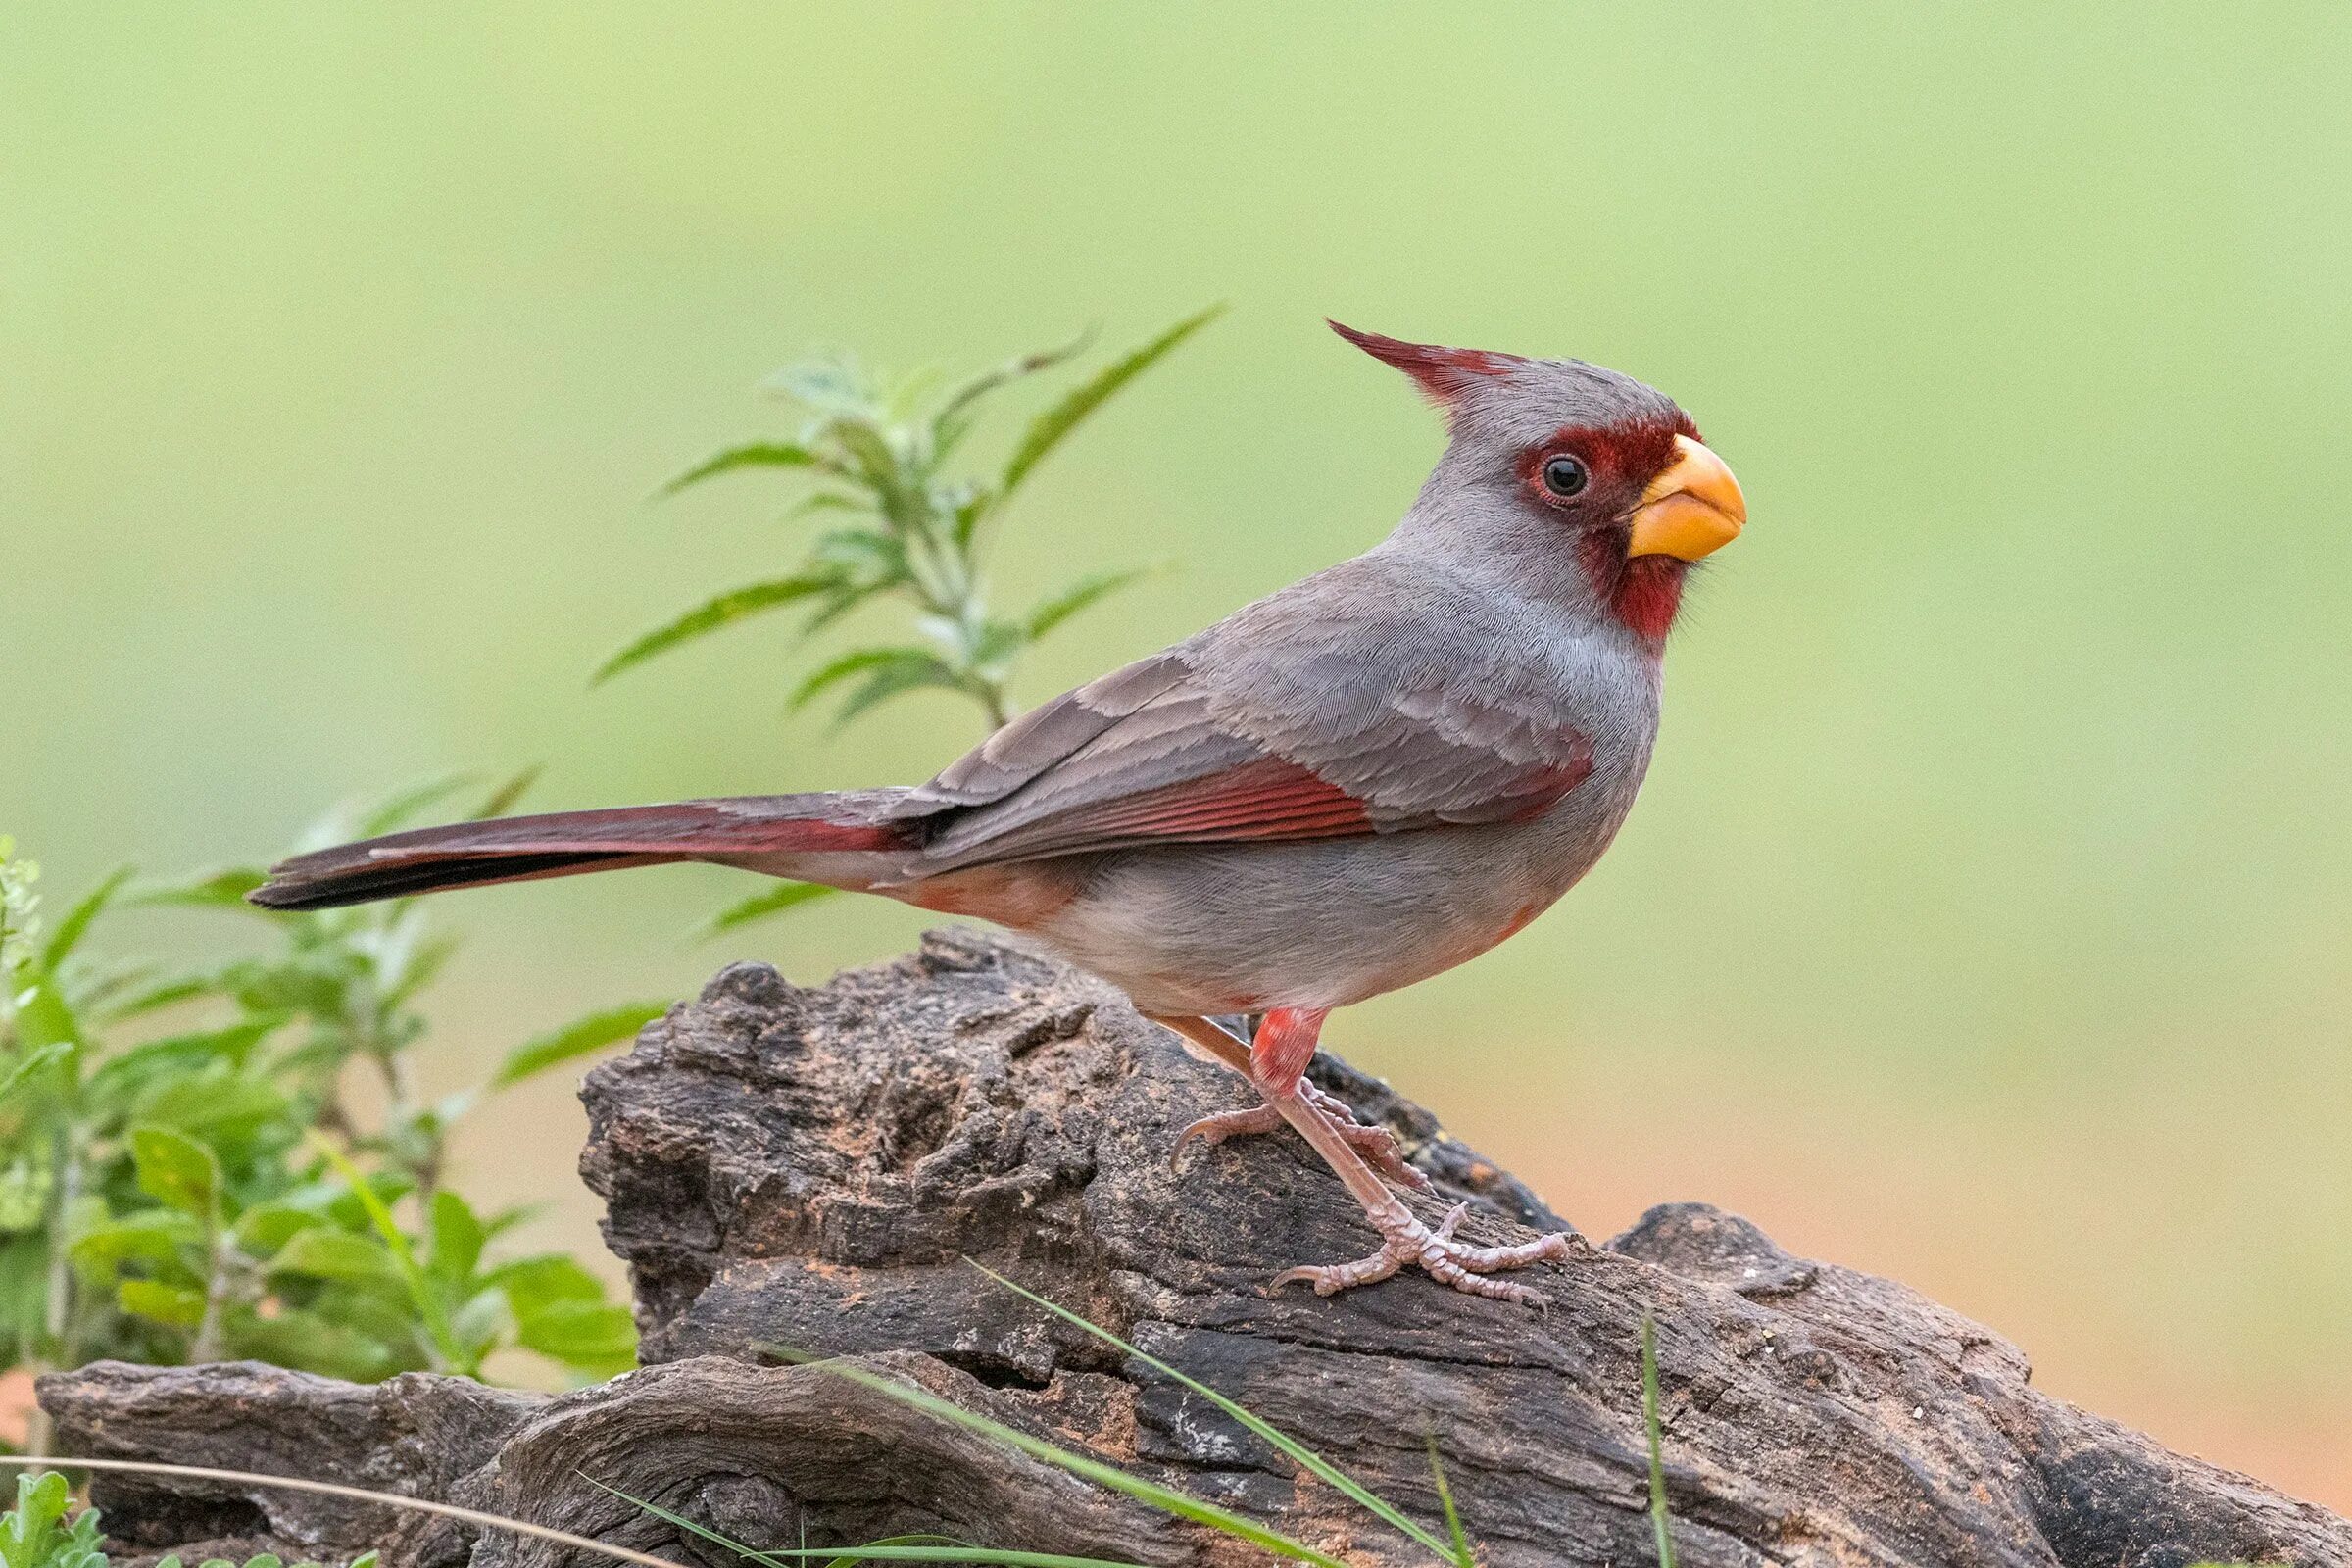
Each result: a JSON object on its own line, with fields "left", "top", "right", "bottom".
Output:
{"left": 0, "top": 1471, "right": 355, "bottom": 1568}
{"left": 595, "top": 307, "right": 1222, "bottom": 938}
{"left": 0, "top": 1471, "right": 104, "bottom": 1568}
{"left": 0, "top": 794, "right": 648, "bottom": 1443}
{"left": 0, "top": 1458, "right": 677, "bottom": 1568}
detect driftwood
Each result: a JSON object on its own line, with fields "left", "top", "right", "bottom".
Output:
{"left": 41, "top": 930, "right": 2352, "bottom": 1568}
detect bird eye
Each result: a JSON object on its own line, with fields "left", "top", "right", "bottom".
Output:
{"left": 1541, "top": 454, "right": 1590, "bottom": 498}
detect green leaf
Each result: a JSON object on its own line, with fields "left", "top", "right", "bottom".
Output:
{"left": 98, "top": 971, "right": 225, "bottom": 1021}
{"left": 128, "top": 866, "right": 270, "bottom": 915}
{"left": 132, "top": 1064, "right": 292, "bottom": 1149}
{"left": 831, "top": 651, "right": 964, "bottom": 726}
{"left": 1, "top": 1469, "right": 107, "bottom": 1568}
{"left": 807, "top": 527, "right": 911, "bottom": 591}
{"left": 320, "top": 1171, "right": 416, "bottom": 1233}
{"left": 513, "top": 1297, "right": 636, "bottom": 1374}
{"left": 37, "top": 865, "right": 133, "bottom": 976}
{"left": 787, "top": 646, "right": 936, "bottom": 712}
{"left": 69, "top": 1211, "right": 204, "bottom": 1275}
{"left": 231, "top": 1201, "right": 326, "bottom": 1255}
{"left": 85, "top": 1016, "right": 285, "bottom": 1113}
{"left": 762, "top": 357, "right": 877, "bottom": 417}
{"left": 483, "top": 1251, "right": 606, "bottom": 1311}
{"left": 131, "top": 1125, "right": 220, "bottom": 1219}
{"left": 967, "top": 1262, "right": 1463, "bottom": 1564}
{"left": 783, "top": 490, "right": 867, "bottom": 522}
{"left": 1024, "top": 565, "right": 1160, "bottom": 643}
{"left": 358, "top": 775, "right": 479, "bottom": 838}
{"left": 828, "top": 420, "right": 906, "bottom": 502}
{"left": 9, "top": 977, "right": 83, "bottom": 1054}
{"left": 1001, "top": 304, "right": 1224, "bottom": 498}
{"left": 799, "top": 1356, "right": 1348, "bottom": 1568}
{"left": 471, "top": 765, "right": 543, "bottom": 821}
{"left": 448, "top": 1284, "right": 514, "bottom": 1362}
{"left": 0, "top": 1041, "right": 74, "bottom": 1107}
{"left": 427, "top": 1190, "right": 487, "bottom": 1283}
{"left": 659, "top": 441, "right": 818, "bottom": 497}
{"left": 697, "top": 881, "right": 839, "bottom": 940}
{"left": 593, "top": 575, "right": 835, "bottom": 685}
{"left": 269, "top": 1227, "right": 401, "bottom": 1285}
{"left": 118, "top": 1276, "right": 206, "bottom": 1328}
{"left": 227, "top": 1304, "right": 398, "bottom": 1383}
{"left": 491, "top": 1001, "right": 666, "bottom": 1089}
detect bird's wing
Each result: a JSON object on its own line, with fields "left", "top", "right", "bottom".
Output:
{"left": 903, "top": 564, "right": 1593, "bottom": 872}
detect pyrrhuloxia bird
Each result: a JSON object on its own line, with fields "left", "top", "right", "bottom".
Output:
{"left": 252, "top": 321, "right": 1746, "bottom": 1303}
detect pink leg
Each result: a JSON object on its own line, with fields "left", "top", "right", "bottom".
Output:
{"left": 1245, "top": 1008, "right": 1576, "bottom": 1305}
{"left": 1154, "top": 1014, "right": 1432, "bottom": 1191}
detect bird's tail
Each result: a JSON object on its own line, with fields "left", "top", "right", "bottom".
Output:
{"left": 247, "top": 789, "right": 922, "bottom": 911}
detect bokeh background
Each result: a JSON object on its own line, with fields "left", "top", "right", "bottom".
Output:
{"left": 6, "top": 2, "right": 2349, "bottom": 1504}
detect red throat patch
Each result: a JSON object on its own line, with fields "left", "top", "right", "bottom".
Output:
{"left": 1613, "top": 557, "right": 1688, "bottom": 642}
{"left": 1577, "top": 533, "right": 1689, "bottom": 643}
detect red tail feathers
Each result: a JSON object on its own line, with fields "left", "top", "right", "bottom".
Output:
{"left": 247, "top": 792, "right": 917, "bottom": 911}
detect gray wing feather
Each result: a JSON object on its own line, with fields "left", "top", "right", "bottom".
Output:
{"left": 906, "top": 559, "right": 1593, "bottom": 871}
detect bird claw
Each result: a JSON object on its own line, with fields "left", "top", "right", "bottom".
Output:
{"left": 1174, "top": 1086, "right": 1435, "bottom": 1193}
{"left": 1271, "top": 1201, "right": 1575, "bottom": 1305}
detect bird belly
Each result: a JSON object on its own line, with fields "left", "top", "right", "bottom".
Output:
{"left": 1023, "top": 805, "right": 1624, "bottom": 1016}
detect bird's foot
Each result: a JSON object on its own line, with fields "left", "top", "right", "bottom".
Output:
{"left": 1175, "top": 1083, "right": 1433, "bottom": 1193}
{"left": 1272, "top": 1200, "right": 1574, "bottom": 1305}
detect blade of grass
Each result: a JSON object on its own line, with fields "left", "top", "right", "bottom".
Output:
{"left": 585, "top": 1479, "right": 1153, "bottom": 1568}
{"left": 784, "top": 1354, "right": 1349, "bottom": 1568}
{"left": 0, "top": 1455, "right": 687, "bottom": 1568}
{"left": 1642, "top": 1316, "right": 1677, "bottom": 1568}
{"left": 36, "top": 865, "right": 133, "bottom": 975}
{"left": 308, "top": 1133, "right": 459, "bottom": 1369}
{"left": 965, "top": 1260, "right": 1461, "bottom": 1563}
{"left": 1424, "top": 1441, "right": 1474, "bottom": 1568}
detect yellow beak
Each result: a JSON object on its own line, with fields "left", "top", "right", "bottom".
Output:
{"left": 1627, "top": 435, "right": 1746, "bottom": 561}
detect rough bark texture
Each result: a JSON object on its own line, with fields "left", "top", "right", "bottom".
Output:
{"left": 41, "top": 930, "right": 2352, "bottom": 1568}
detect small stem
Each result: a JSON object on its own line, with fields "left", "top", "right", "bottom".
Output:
{"left": 26, "top": 1126, "right": 81, "bottom": 1458}
{"left": 188, "top": 1232, "right": 237, "bottom": 1363}
{"left": 976, "top": 681, "right": 1013, "bottom": 731}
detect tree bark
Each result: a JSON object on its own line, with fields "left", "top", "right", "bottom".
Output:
{"left": 42, "top": 930, "right": 2352, "bottom": 1568}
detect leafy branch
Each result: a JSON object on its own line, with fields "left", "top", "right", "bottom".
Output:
{"left": 599, "top": 305, "right": 1221, "bottom": 719}
{"left": 596, "top": 306, "right": 1220, "bottom": 938}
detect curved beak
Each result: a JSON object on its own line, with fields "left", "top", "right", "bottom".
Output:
{"left": 1627, "top": 435, "right": 1745, "bottom": 561}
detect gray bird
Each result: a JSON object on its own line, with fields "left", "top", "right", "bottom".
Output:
{"left": 253, "top": 321, "right": 1747, "bottom": 1303}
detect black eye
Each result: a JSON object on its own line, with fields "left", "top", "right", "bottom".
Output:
{"left": 1541, "top": 454, "right": 1589, "bottom": 498}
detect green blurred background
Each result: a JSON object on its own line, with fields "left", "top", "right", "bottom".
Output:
{"left": 5, "top": 2, "right": 2348, "bottom": 1503}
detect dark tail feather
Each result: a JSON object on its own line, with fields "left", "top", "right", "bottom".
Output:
{"left": 249, "top": 849, "right": 669, "bottom": 910}
{"left": 248, "top": 791, "right": 917, "bottom": 912}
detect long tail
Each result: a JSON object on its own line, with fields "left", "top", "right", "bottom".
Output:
{"left": 248, "top": 789, "right": 922, "bottom": 911}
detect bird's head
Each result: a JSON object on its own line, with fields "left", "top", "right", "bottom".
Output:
{"left": 1331, "top": 320, "right": 1744, "bottom": 644}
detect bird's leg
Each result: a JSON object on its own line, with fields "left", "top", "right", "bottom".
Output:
{"left": 1244, "top": 1007, "right": 1576, "bottom": 1305}
{"left": 1152, "top": 1013, "right": 1431, "bottom": 1191}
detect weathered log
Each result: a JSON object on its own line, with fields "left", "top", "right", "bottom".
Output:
{"left": 42, "top": 930, "right": 2352, "bottom": 1568}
